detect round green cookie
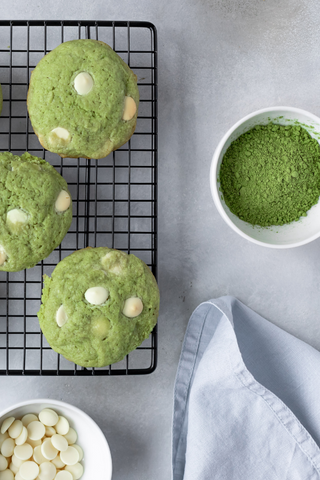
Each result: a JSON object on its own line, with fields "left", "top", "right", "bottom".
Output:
{"left": 27, "top": 39, "right": 140, "bottom": 159}
{"left": 38, "top": 247, "right": 160, "bottom": 368}
{"left": 0, "top": 152, "right": 72, "bottom": 272}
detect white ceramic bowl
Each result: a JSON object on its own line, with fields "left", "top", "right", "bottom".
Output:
{"left": 0, "top": 398, "right": 112, "bottom": 480}
{"left": 210, "top": 106, "right": 320, "bottom": 248}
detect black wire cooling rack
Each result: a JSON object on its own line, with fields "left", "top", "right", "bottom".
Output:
{"left": 0, "top": 20, "right": 158, "bottom": 376}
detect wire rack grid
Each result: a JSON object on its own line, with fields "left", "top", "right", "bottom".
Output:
{"left": 0, "top": 20, "right": 158, "bottom": 376}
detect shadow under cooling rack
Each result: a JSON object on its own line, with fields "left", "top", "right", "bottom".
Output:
{"left": 0, "top": 20, "right": 158, "bottom": 376}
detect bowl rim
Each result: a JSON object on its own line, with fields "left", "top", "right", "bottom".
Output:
{"left": 0, "top": 398, "right": 112, "bottom": 480}
{"left": 210, "top": 105, "right": 320, "bottom": 249}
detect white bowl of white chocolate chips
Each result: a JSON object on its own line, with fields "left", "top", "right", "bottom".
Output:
{"left": 0, "top": 399, "right": 112, "bottom": 480}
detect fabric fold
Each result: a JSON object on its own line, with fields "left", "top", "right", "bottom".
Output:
{"left": 172, "top": 296, "right": 320, "bottom": 480}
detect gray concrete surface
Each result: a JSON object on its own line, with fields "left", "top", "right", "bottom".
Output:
{"left": 2, "top": 1, "right": 320, "bottom": 479}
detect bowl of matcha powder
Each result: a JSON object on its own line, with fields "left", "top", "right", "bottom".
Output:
{"left": 210, "top": 106, "right": 320, "bottom": 248}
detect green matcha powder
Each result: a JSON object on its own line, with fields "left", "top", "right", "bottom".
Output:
{"left": 219, "top": 124, "right": 320, "bottom": 226}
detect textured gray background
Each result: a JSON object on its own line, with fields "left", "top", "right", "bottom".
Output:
{"left": 2, "top": 1, "right": 320, "bottom": 479}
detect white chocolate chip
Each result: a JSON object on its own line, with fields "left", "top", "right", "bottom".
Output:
{"left": 122, "top": 96, "right": 137, "bottom": 121}
{"left": 11, "top": 455, "right": 24, "bottom": 468}
{"left": 101, "top": 251, "right": 127, "bottom": 275}
{"left": 15, "top": 427, "right": 28, "bottom": 446}
{"left": 6, "top": 209, "right": 28, "bottom": 231}
{"left": 0, "top": 438, "right": 15, "bottom": 458}
{"left": 59, "top": 446, "right": 79, "bottom": 466}
{"left": 25, "top": 439, "right": 41, "bottom": 449}
{"left": 55, "top": 191, "right": 71, "bottom": 213}
{"left": 38, "top": 410, "right": 58, "bottom": 428}
{"left": 0, "top": 247, "right": 7, "bottom": 267}
{"left": 19, "top": 461, "right": 39, "bottom": 480}
{"left": 38, "top": 461, "right": 56, "bottom": 480}
{"left": 15, "top": 472, "right": 23, "bottom": 480}
{"left": 63, "top": 428, "right": 77, "bottom": 446}
{"left": 1, "top": 418, "right": 15, "bottom": 435}
{"left": 50, "top": 435, "right": 67, "bottom": 453}
{"left": 54, "top": 418, "right": 69, "bottom": 437}
{"left": 40, "top": 439, "right": 57, "bottom": 462}
{"left": 74, "top": 72, "right": 93, "bottom": 95}
{"left": 0, "top": 454, "right": 8, "bottom": 471}
{"left": 21, "top": 416, "right": 37, "bottom": 428}
{"left": 55, "top": 306, "right": 68, "bottom": 328}
{"left": 27, "top": 422, "right": 45, "bottom": 442}
{"left": 8, "top": 421, "right": 23, "bottom": 440}
{"left": 0, "top": 434, "right": 8, "bottom": 450}
{"left": 0, "top": 469, "right": 14, "bottom": 480}
{"left": 71, "top": 444, "right": 82, "bottom": 462}
{"left": 122, "top": 297, "right": 143, "bottom": 318}
{"left": 32, "top": 446, "right": 47, "bottom": 466}
{"left": 55, "top": 471, "right": 73, "bottom": 480}
{"left": 14, "top": 444, "right": 33, "bottom": 461}
{"left": 44, "top": 427, "right": 55, "bottom": 438}
{"left": 91, "top": 318, "right": 111, "bottom": 340}
{"left": 51, "top": 455, "right": 65, "bottom": 470}
{"left": 49, "top": 128, "right": 71, "bottom": 143}
{"left": 65, "top": 463, "right": 83, "bottom": 480}
{"left": 84, "top": 287, "right": 109, "bottom": 306}
{"left": 9, "top": 462, "right": 18, "bottom": 474}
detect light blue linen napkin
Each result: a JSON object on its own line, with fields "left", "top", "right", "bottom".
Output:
{"left": 172, "top": 296, "right": 320, "bottom": 480}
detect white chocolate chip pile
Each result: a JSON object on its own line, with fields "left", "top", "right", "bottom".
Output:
{"left": 6, "top": 209, "right": 29, "bottom": 233}
{"left": 0, "top": 409, "right": 84, "bottom": 480}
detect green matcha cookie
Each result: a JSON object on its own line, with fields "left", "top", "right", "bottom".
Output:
{"left": 38, "top": 247, "right": 160, "bottom": 367}
{"left": 0, "top": 83, "right": 3, "bottom": 115}
{"left": 27, "top": 39, "right": 139, "bottom": 159}
{"left": 0, "top": 152, "right": 72, "bottom": 271}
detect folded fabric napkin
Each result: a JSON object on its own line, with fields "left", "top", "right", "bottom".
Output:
{"left": 172, "top": 296, "right": 320, "bottom": 480}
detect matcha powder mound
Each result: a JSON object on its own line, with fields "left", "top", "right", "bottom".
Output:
{"left": 219, "top": 124, "right": 320, "bottom": 226}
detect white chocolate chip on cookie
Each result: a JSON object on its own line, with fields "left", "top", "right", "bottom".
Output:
{"left": 91, "top": 318, "right": 111, "bottom": 339}
{"left": 123, "top": 297, "right": 143, "bottom": 318}
{"left": 85, "top": 287, "right": 109, "bottom": 305}
{"left": 122, "top": 96, "right": 137, "bottom": 121}
{"left": 74, "top": 72, "right": 93, "bottom": 95}
{"left": 6, "top": 209, "right": 28, "bottom": 232}
{"left": 50, "top": 128, "right": 71, "bottom": 143}
{"left": 55, "top": 191, "right": 71, "bottom": 213}
{"left": 101, "top": 250, "right": 127, "bottom": 275}
{"left": 56, "top": 306, "right": 68, "bottom": 328}
{"left": 0, "top": 247, "right": 7, "bottom": 266}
